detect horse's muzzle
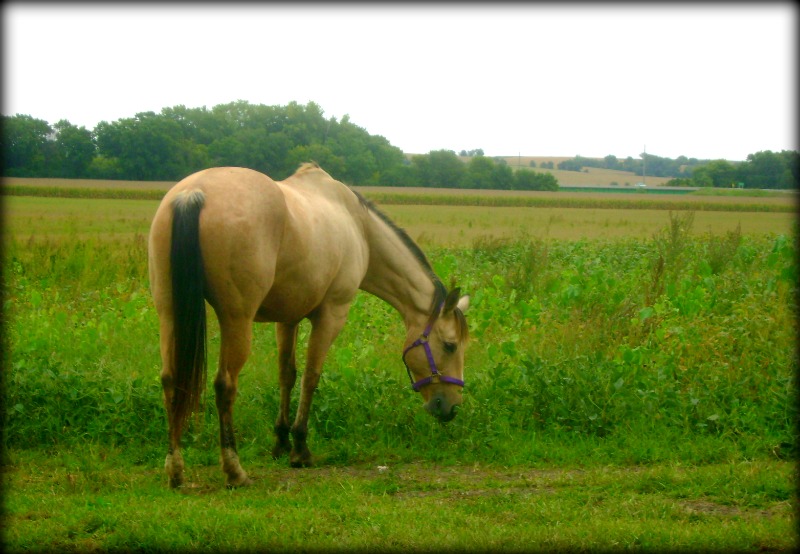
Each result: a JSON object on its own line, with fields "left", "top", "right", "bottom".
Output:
{"left": 425, "top": 394, "right": 460, "bottom": 422}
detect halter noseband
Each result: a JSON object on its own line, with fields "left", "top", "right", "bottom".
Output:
{"left": 402, "top": 302, "right": 465, "bottom": 392}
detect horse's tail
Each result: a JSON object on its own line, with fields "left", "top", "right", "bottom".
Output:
{"left": 169, "top": 190, "right": 207, "bottom": 435}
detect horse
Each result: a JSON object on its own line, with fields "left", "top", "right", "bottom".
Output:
{"left": 148, "top": 162, "right": 469, "bottom": 488}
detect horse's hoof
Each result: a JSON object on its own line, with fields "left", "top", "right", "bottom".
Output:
{"left": 289, "top": 455, "right": 313, "bottom": 468}
{"left": 272, "top": 443, "right": 291, "bottom": 460}
{"left": 225, "top": 475, "right": 253, "bottom": 489}
{"left": 168, "top": 476, "right": 185, "bottom": 489}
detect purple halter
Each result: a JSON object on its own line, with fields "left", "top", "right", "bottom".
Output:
{"left": 402, "top": 302, "right": 465, "bottom": 392}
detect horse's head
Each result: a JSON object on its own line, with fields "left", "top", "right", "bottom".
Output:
{"left": 403, "top": 288, "right": 470, "bottom": 422}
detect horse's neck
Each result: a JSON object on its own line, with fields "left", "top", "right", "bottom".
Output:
{"left": 359, "top": 212, "right": 436, "bottom": 329}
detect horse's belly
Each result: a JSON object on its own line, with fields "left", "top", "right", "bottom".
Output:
{"left": 254, "top": 268, "right": 362, "bottom": 324}
{"left": 255, "top": 289, "right": 317, "bottom": 323}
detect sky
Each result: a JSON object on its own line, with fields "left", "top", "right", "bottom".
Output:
{"left": 3, "top": 2, "right": 797, "bottom": 162}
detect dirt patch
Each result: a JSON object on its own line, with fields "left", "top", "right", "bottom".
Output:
{"left": 679, "top": 499, "right": 787, "bottom": 519}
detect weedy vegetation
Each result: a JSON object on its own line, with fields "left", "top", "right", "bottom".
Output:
{"left": 2, "top": 187, "right": 797, "bottom": 552}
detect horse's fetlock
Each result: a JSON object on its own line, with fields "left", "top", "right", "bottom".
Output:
{"left": 165, "top": 450, "right": 185, "bottom": 488}
{"left": 290, "top": 426, "right": 307, "bottom": 443}
{"left": 214, "top": 377, "right": 233, "bottom": 396}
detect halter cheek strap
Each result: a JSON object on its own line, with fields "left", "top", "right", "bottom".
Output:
{"left": 402, "top": 303, "right": 465, "bottom": 392}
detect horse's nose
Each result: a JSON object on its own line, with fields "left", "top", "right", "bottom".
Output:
{"left": 425, "top": 395, "right": 458, "bottom": 422}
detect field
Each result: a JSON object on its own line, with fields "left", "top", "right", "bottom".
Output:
{"left": 2, "top": 180, "right": 797, "bottom": 552}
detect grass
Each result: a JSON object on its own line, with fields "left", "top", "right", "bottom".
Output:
{"left": 2, "top": 186, "right": 798, "bottom": 551}
{"left": 3, "top": 449, "right": 794, "bottom": 552}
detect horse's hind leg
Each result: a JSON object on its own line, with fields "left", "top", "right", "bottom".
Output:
{"left": 214, "top": 316, "right": 254, "bottom": 488}
{"left": 272, "top": 322, "right": 298, "bottom": 459}
{"left": 158, "top": 320, "right": 185, "bottom": 488}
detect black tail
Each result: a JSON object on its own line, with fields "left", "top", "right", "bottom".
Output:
{"left": 169, "top": 190, "right": 207, "bottom": 436}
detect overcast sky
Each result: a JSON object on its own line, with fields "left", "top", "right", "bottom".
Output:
{"left": 3, "top": 2, "right": 796, "bottom": 161}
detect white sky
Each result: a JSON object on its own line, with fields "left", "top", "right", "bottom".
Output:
{"left": 3, "top": 2, "right": 796, "bottom": 161}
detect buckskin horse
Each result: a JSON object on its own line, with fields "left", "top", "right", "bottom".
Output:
{"left": 148, "top": 163, "right": 469, "bottom": 488}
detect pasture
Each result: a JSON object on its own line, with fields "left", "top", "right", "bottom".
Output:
{"left": 2, "top": 182, "right": 797, "bottom": 552}
{"left": 2, "top": 194, "right": 795, "bottom": 245}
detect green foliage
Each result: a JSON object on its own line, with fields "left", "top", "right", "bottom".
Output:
{"left": 556, "top": 153, "right": 703, "bottom": 179}
{"left": 1, "top": 114, "right": 55, "bottom": 176}
{"left": 410, "top": 149, "right": 467, "bottom": 188}
{"left": 513, "top": 168, "right": 559, "bottom": 191}
{"left": 552, "top": 151, "right": 799, "bottom": 189}
{"left": 50, "top": 120, "right": 97, "bottom": 178}
{"left": 739, "top": 150, "right": 799, "bottom": 189}
{"left": 4, "top": 106, "right": 798, "bottom": 189}
{"left": 4, "top": 218, "right": 796, "bottom": 466}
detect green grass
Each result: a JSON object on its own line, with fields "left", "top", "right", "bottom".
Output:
{"left": 2, "top": 190, "right": 798, "bottom": 551}
{"left": 3, "top": 449, "right": 794, "bottom": 552}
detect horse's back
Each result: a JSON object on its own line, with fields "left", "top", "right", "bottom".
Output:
{"left": 150, "top": 165, "right": 369, "bottom": 325}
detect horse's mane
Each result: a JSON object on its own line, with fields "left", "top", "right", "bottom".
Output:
{"left": 295, "top": 161, "right": 322, "bottom": 174}
{"left": 292, "top": 162, "right": 463, "bottom": 333}
{"left": 349, "top": 188, "right": 447, "bottom": 313}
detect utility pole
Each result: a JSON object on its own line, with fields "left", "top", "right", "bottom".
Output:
{"left": 643, "top": 144, "right": 647, "bottom": 186}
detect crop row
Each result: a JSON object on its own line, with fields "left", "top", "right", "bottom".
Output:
{"left": 1, "top": 183, "right": 794, "bottom": 212}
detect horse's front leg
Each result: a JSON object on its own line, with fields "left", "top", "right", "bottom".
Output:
{"left": 290, "top": 304, "right": 350, "bottom": 468}
{"left": 272, "top": 322, "right": 298, "bottom": 459}
{"left": 214, "top": 316, "right": 254, "bottom": 488}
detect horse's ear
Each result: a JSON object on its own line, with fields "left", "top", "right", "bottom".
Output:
{"left": 444, "top": 287, "right": 468, "bottom": 314}
{"left": 444, "top": 287, "right": 461, "bottom": 313}
{"left": 456, "top": 295, "right": 470, "bottom": 314}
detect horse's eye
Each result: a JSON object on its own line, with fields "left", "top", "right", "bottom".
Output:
{"left": 443, "top": 341, "right": 457, "bottom": 354}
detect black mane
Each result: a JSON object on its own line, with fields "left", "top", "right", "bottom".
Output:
{"left": 350, "top": 188, "right": 447, "bottom": 311}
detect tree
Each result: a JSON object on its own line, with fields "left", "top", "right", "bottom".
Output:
{"left": 738, "top": 150, "right": 797, "bottom": 189}
{"left": 491, "top": 162, "right": 514, "bottom": 190}
{"left": 379, "top": 164, "right": 420, "bottom": 187}
{"left": 690, "top": 165, "right": 713, "bottom": 188}
{"left": 464, "top": 155, "right": 496, "bottom": 189}
{"left": 285, "top": 143, "right": 346, "bottom": 179}
{"left": 558, "top": 159, "right": 583, "bottom": 171}
{"left": 52, "top": 120, "right": 95, "bottom": 177}
{"left": 95, "top": 112, "right": 206, "bottom": 180}
{"left": 411, "top": 150, "right": 466, "bottom": 188}
{"left": 1, "top": 114, "right": 52, "bottom": 176}
{"left": 513, "top": 169, "right": 559, "bottom": 191}
{"left": 706, "top": 159, "right": 737, "bottom": 187}
{"left": 603, "top": 154, "right": 620, "bottom": 170}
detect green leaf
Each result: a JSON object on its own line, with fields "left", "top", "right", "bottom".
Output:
{"left": 30, "top": 290, "right": 42, "bottom": 309}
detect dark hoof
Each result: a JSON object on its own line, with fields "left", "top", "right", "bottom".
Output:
{"left": 168, "top": 477, "right": 184, "bottom": 489}
{"left": 272, "top": 442, "right": 291, "bottom": 460}
{"left": 225, "top": 475, "right": 253, "bottom": 489}
{"left": 289, "top": 451, "right": 313, "bottom": 468}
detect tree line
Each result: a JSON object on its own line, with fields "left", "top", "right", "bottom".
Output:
{"left": 0, "top": 101, "right": 556, "bottom": 191}
{"left": 2, "top": 101, "right": 405, "bottom": 185}
{"left": 553, "top": 151, "right": 798, "bottom": 189}
{"left": 2, "top": 100, "right": 795, "bottom": 189}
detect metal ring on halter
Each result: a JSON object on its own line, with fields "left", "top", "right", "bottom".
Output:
{"left": 402, "top": 302, "right": 465, "bottom": 392}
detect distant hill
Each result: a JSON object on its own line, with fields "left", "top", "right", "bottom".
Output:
{"left": 404, "top": 154, "right": 670, "bottom": 187}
